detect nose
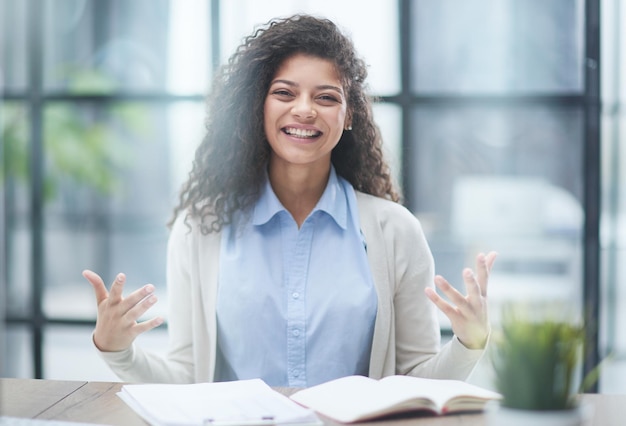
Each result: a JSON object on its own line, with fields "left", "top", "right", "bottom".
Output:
{"left": 291, "top": 98, "right": 317, "bottom": 119}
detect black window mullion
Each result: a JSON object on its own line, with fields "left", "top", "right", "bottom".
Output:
{"left": 583, "top": 0, "right": 601, "bottom": 393}
{"left": 27, "top": 0, "right": 45, "bottom": 379}
{"left": 399, "top": 0, "right": 414, "bottom": 210}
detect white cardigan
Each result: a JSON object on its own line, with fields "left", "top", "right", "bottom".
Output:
{"left": 99, "top": 192, "right": 485, "bottom": 383}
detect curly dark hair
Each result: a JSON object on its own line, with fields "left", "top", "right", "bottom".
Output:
{"left": 170, "top": 14, "right": 400, "bottom": 233}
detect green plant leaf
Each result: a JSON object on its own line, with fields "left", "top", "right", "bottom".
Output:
{"left": 491, "top": 303, "right": 585, "bottom": 411}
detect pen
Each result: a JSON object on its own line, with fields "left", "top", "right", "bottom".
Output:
{"left": 203, "top": 416, "right": 275, "bottom": 426}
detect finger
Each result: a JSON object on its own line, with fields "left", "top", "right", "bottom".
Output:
{"left": 474, "top": 253, "right": 491, "bottom": 296}
{"left": 121, "top": 284, "right": 156, "bottom": 313}
{"left": 475, "top": 251, "right": 498, "bottom": 286}
{"left": 124, "top": 289, "right": 158, "bottom": 322}
{"left": 463, "top": 268, "right": 483, "bottom": 299}
{"left": 107, "top": 273, "right": 127, "bottom": 303}
{"left": 424, "top": 287, "right": 457, "bottom": 318}
{"left": 132, "top": 316, "right": 165, "bottom": 337}
{"left": 485, "top": 251, "right": 498, "bottom": 270}
{"left": 434, "top": 275, "right": 467, "bottom": 308}
{"left": 82, "top": 270, "right": 109, "bottom": 305}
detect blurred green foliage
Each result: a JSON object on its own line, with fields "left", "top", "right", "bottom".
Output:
{"left": 1, "top": 69, "right": 150, "bottom": 200}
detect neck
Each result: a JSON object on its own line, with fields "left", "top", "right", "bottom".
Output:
{"left": 268, "top": 161, "right": 331, "bottom": 227}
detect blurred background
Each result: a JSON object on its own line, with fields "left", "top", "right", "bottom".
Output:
{"left": 1, "top": 0, "right": 624, "bottom": 393}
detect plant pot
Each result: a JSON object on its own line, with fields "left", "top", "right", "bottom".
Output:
{"left": 486, "top": 403, "right": 593, "bottom": 426}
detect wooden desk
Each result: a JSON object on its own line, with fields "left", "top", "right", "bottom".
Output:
{"left": 1, "top": 378, "right": 624, "bottom": 425}
{"left": 1, "top": 378, "right": 145, "bottom": 426}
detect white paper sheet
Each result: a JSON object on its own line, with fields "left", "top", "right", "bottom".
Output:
{"left": 118, "top": 379, "right": 321, "bottom": 426}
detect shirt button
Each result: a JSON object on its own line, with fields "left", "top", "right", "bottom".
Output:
{"left": 292, "top": 292, "right": 300, "bottom": 299}
{"left": 293, "top": 329, "right": 300, "bottom": 337}
{"left": 293, "top": 370, "right": 300, "bottom": 377}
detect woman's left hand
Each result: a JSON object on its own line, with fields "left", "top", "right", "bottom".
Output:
{"left": 425, "top": 251, "right": 497, "bottom": 349}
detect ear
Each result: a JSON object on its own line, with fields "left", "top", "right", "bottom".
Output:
{"left": 344, "top": 110, "right": 353, "bottom": 131}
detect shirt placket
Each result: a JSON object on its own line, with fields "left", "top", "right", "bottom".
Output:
{"left": 285, "top": 217, "right": 314, "bottom": 387}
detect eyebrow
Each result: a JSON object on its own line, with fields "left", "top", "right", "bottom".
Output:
{"left": 270, "top": 79, "right": 344, "bottom": 95}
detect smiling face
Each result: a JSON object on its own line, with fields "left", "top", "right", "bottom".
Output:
{"left": 263, "top": 53, "right": 350, "bottom": 174}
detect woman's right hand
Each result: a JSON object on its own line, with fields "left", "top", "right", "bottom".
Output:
{"left": 82, "top": 270, "right": 163, "bottom": 352}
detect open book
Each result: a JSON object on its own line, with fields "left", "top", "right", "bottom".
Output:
{"left": 290, "top": 375, "right": 502, "bottom": 423}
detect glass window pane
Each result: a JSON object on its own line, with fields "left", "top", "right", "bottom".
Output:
{"left": 44, "top": 325, "right": 168, "bottom": 380}
{"left": 2, "top": 325, "right": 32, "bottom": 378}
{"left": 42, "top": 102, "right": 169, "bottom": 216}
{"left": 600, "top": 0, "right": 626, "bottom": 391}
{"left": 412, "top": 0, "right": 584, "bottom": 94}
{"left": 1, "top": 107, "right": 4, "bottom": 370}
{"left": 165, "top": 0, "right": 212, "bottom": 94}
{"left": 219, "top": 0, "right": 400, "bottom": 95}
{"left": 1, "top": 102, "right": 30, "bottom": 195}
{"left": 0, "top": 0, "right": 29, "bottom": 91}
{"left": 409, "top": 105, "right": 584, "bottom": 326}
{"left": 5, "top": 225, "right": 32, "bottom": 317}
{"left": 2, "top": 101, "right": 32, "bottom": 316}
{"left": 42, "top": 101, "right": 204, "bottom": 319}
{"left": 372, "top": 103, "right": 402, "bottom": 192}
{"left": 43, "top": 0, "right": 211, "bottom": 94}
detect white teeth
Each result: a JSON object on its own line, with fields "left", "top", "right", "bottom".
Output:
{"left": 284, "top": 127, "right": 320, "bottom": 138}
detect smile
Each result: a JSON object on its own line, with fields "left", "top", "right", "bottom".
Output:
{"left": 283, "top": 127, "right": 322, "bottom": 138}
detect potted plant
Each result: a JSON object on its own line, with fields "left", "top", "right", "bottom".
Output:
{"left": 487, "top": 302, "right": 592, "bottom": 426}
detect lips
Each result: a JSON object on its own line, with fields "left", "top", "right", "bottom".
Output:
{"left": 283, "top": 127, "right": 322, "bottom": 139}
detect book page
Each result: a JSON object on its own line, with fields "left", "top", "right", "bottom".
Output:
{"left": 379, "top": 376, "right": 502, "bottom": 412}
{"left": 290, "top": 375, "right": 435, "bottom": 423}
{"left": 119, "top": 379, "right": 321, "bottom": 426}
{"left": 290, "top": 375, "right": 502, "bottom": 422}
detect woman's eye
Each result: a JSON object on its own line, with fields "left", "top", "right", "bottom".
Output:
{"left": 272, "top": 89, "right": 292, "bottom": 97}
{"left": 317, "top": 94, "right": 340, "bottom": 104}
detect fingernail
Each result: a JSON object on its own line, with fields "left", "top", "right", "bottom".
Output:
{"left": 145, "top": 284, "right": 155, "bottom": 293}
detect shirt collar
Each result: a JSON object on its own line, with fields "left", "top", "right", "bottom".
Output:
{"left": 253, "top": 166, "right": 348, "bottom": 230}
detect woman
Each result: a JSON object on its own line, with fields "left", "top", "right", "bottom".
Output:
{"left": 83, "top": 14, "right": 496, "bottom": 386}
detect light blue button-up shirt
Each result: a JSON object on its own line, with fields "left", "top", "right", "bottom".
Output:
{"left": 215, "top": 167, "right": 377, "bottom": 387}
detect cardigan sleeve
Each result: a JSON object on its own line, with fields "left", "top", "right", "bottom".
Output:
{"left": 97, "top": 214, "right": 195, "bottom": 383}
{"left": 391, "top": 205, "right": 486, "bottom": 380}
